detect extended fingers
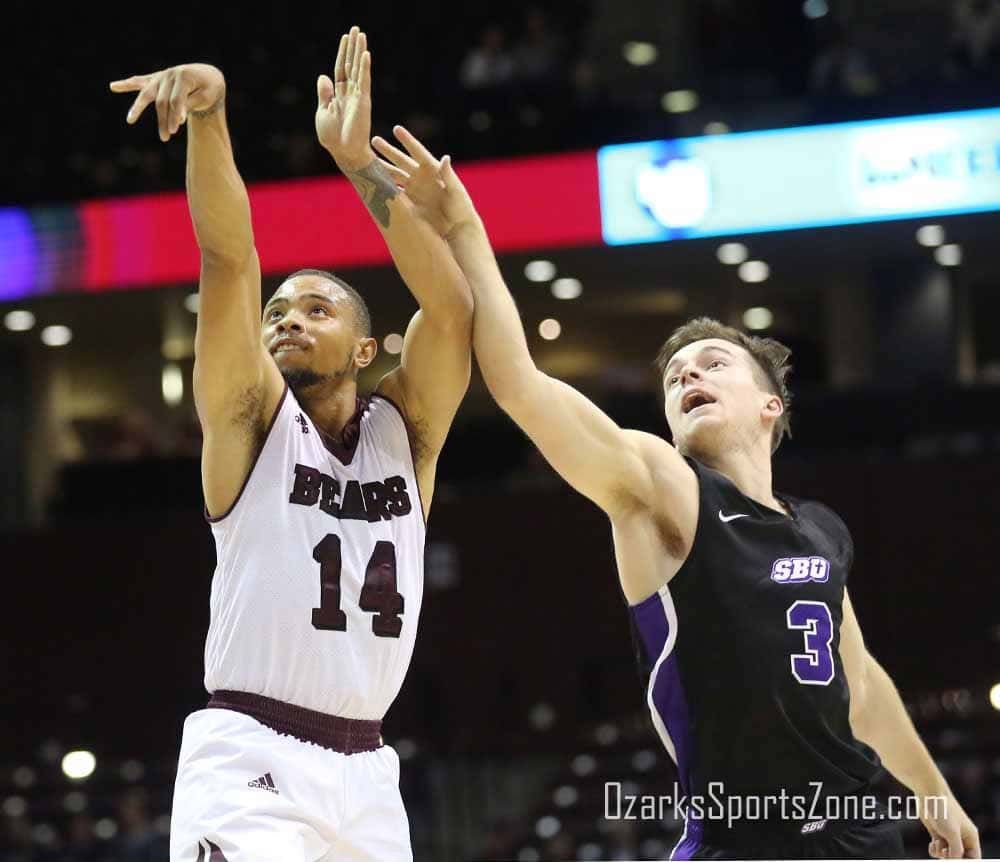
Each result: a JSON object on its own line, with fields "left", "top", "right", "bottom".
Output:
{"left": 154, "top": 74, "right": 173, "bottom": 141}
{"left": 372, "top": 135, "right": 419, "bottom": 172}
{"left": 393, "top": 125, "right": 437, "bottom": 166}
{"left": 352, "top": 31, "right": 366, "bottom": 82}
{"left": 126, "top": 77, "right": 160, "bottom": 124}
{"left": 360, "top": 50, "right": 371, "bottom": 98}
{"left": 344, "top": 26, "right": 359, "bottom": 81}
{"left": 109, "top": 74, "right": 152, "bottom": 93}
{"left": 167, "top": 72, "right": 188, "bottom": 135}
{"left": 334, "top": 32, "right": 348, "bottom": 87}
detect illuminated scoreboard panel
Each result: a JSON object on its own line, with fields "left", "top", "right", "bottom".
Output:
{"left": 599, "top": 108, "right": 1000, "bottom": 245}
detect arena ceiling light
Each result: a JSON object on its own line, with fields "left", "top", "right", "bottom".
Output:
{"left": 536, "top": 816, "right": 561, "bottom": 840}
{"left": 704, "top": 121, "right": 730, "bottom": 135}
{"left": 716, "top": 243, "right": 748, "bottom": 265}
{"left": 94, "top": 819, "right": 118, "bottom": 840}
{"left": 11, "top": 767, "right": 36, "bottom": 789}
{"left": 916, "top": 225, "right": 945, "bottom": 247}
{"left": 935, "top": 244, "right": 962, "bottom": 267}
{"left": 63, "top": 792, "right": 87, "bottom": 813}
{"left": 2, "top": 797, "right": 27, "bottom": 817}
{"left": 538, "top": 319, "right": 561, "bottom": 341}
{"left": 990, "top": 683, "right": 1000, "bottom": 711}
{"left": 553, "top": 785, "right": 578, "bottom": 807}
{"left": 162, "top": 337, "right": 192, "bottom": 361}
{"left": 383, "top": 333, "right": 403, "bottom": 355}
{"left": 661, "top": 90, "right": 700, "bottom": 114}
{"left": 551, "top": 278, "right": 582, "bottom": 300}
{"left": 184, "top": 293, "right": 200, "bottom": 313}
{"left": 803, "top": 0, "right": 829, "bottom": 18}
{"left": 743, "top": 307, "right": 774, "bottom": 330}
{"left": 41, "top": 325, "right": 72, "bottom": 347}
{"left": 623, "top": 41, "right": 658, "bottom": 66}
{"left": 4, "top": 309, "right": 35, "bottom": 331}
{"left": 162, "top": 364, "right": 183, "bottom": 407}
{"left": 524, "top": 260, "right": 557, "bottom": 282}
{"left": 61, "top": 751, "right": 96, "bottom": 781}
{"left": 738, "top": 261, "right": 770, "bottom": 283}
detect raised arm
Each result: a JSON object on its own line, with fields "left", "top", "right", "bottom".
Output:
{"left": 370, "top": 130, "right": 694, "bottom": 522}
{"left": 316, "top": 28, "right": 472, "bottom": 467}
{"left": 840, "top": 593, "right": 981, "bottom": 859}
{"left": 110, "top": 64, "right": 283, "bottom": 517}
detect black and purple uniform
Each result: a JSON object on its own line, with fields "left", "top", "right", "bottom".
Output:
{"left": 630, "top": 458, "right": 903, "bottom": 860}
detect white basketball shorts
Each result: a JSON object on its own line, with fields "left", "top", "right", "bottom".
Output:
{"left": 169, "top": 708, "right": 412, "bottom": 862}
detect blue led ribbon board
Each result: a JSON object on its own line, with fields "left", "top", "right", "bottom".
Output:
{"left": 598, "top": 108, "right": 1000, "bottom": 244}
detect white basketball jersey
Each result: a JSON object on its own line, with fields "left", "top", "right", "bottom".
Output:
{"left": 203, "top": 387, "right": 426, "bottom": 720}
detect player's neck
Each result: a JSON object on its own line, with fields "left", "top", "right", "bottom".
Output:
{"left": 295, "top": 380, "right": 360, "bottom": 441}
{"left": 708, "top": 447, "right": 784, "bottom": 515}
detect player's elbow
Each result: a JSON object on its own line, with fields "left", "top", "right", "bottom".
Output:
{"left": 424, "top": 288, "right": 473, "bottom": 337}
{"left": 489, "top": 367, "right": 546, "bottom": 420}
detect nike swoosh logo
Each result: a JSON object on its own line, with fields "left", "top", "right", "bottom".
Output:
{"left": 719, "top": 510, "right": 749, "bottom": 523}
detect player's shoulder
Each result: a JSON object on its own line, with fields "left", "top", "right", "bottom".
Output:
{"left": 796, "top": 497, "right": 854, "bottom": 551}
{"left": 366, "top": 390, "right": 432, "bottom": 470}
{"left": 798, "top": 497, "right": 849, "bottom": 531}
{"left": 618, "top": 429, "right": 698, "bottom": 514}
{"left": 622, "top": 429, "right": 688, "bottom": 468}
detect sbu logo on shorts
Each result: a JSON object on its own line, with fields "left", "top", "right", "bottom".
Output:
{"left": 770, "top": 556, "right": 830, "bottom": 584}
{"left": 801, "top": 818, "right": 827, "bottom": 835}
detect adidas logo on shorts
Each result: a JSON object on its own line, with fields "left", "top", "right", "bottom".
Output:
{"left": 248, "top": 772, "right": 279, "bottom": 794}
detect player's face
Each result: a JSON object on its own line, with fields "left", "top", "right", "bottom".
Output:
{"left": 662, "top": 338, "right": 780, "bottom": 457}
{"left": 262, "top": 277, "right": 373, "bottom": 384}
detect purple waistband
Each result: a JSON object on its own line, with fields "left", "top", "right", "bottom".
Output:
{"left": 208, "top": 690, "right": 382, "bottom": 755}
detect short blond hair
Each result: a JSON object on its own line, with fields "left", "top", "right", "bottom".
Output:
{"left": 656, "top": 317, "right": 793, "bottom": 453}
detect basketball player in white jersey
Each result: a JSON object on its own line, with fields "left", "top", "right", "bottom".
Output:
{"left": 369, "top": 129, "right": 982, "bottom": 859}
{"left": 110, "top": 27, "right": 471, "bottom": 861}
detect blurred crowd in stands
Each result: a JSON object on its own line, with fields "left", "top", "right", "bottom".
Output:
{"left": 7, "top": 0, "right": 1000, "bottom": 205}
{"left": 3, "top": 701, "right": 998, "bottom": 860}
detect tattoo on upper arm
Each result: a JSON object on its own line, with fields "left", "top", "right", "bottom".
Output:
{"left": 190, "top": 99, "right": 225, "bottom": 120}
{"left": 345, "top": 160, "right": 398, "bottom": 229}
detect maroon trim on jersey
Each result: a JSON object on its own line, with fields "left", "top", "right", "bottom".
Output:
{"left": 208, "top": 689, "right": 382, "bottom": 755}
{"left": 316, "top": 396, "right": 369, "bottom": 467}
{"left": 204, "top": 384, "right": 290, "bottom": 524}
{"left": 369, "top": 392, "right": 428, "bottom": 528}
{"left": 196, "top": 840, "right": 229, "bottom": 861}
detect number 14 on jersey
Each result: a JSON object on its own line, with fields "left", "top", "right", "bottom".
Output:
{"left": 311, "top": 534, "right": 405, "bottom": 639}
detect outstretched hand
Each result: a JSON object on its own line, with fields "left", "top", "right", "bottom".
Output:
{"left": 109, "top": 64, "right": 226, "bottom": 142}
{"left": 371, "top": 126, "right": 478, "bottom": 239}
{"left": 317, "top": 26, "right": 375, "bottom": 171}
{"left": 924, "top": 794, "right": 980, "bottom": 859}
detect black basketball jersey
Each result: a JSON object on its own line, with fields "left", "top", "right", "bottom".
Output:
{"left": 629, "top": 457, "right": 882, "bottom": 852}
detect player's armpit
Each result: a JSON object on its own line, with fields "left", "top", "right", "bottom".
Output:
{"left": 375, "top": 304, "right": 472, "bottom": 462}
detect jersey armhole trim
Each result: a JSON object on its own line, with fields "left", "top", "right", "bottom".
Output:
{"left": 662, "top": 457, "right": 703, "bottom": 595}
{"left": 369, "top": 392, "right": 428, "bottom": 529}
{"left": 204, "top": 383, "right": 290, "bottom": 524}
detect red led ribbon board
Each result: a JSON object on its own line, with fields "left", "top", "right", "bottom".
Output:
{"left": 2, "top": 151, "right": 601, "bottom": 301}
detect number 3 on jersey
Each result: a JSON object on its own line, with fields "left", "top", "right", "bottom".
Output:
{"left": 786, "top": 600, "right": 835, "bottom": 686}
{"left": 311, "top": 534, "right": 404, "bottom": 638}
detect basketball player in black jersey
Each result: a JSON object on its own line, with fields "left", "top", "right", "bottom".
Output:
{"left": 369, "top": 130, "right": 982, "bottom": 858}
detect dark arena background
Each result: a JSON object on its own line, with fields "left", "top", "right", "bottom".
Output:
{"left": 2, "top": 1, "right": 1000, "bottom": 859}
